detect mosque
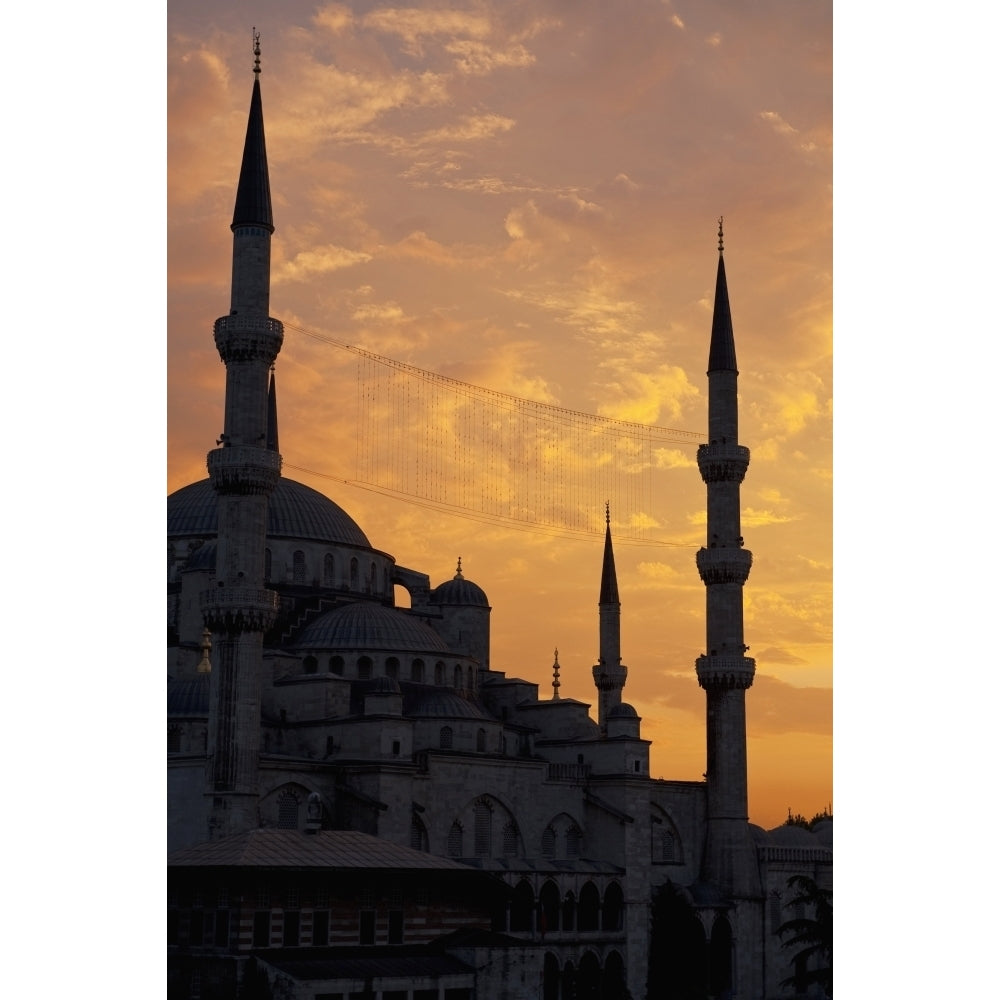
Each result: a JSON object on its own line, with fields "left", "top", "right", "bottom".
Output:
{"left": 167, "top": 37, "right": 832, "bottom": 1000}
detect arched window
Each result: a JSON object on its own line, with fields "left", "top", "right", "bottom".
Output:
{"left": 350, "top": 558, "right": 359, "bottom": 589}
{"left": 543, "top": 953, "right": 561, "bottom": 1000}
{"left": 264, "top": 548, "right": 272, "bottom": 582}
{"left": 357, "top": 656, "right": 373, "bottom": 680}
{"left": 476, "top": 728, "right": 486, "bottom": 752}
{"left": 467, "top": 665, "right": 475, "bottom": 690}
{"left": 709, "top": 916, "right": 733, "bottom": 999}
{"left": 510, "top": 880, "right": 534, "bottom": 932}
{"left": 303, "top": 656, "right": 317, "bottom": 674}
{"left": 603, "top": 951, "right": 627, "bottom": 1000}
{"left": 474, "top": 799, "right": 493, "bottom": 856}
{"left": 328, "top": 656, "right": 344, "bottom": 675}
{"left": 502, "top": 821, "right": 519, "bottom": 856}
{"left": 277, "top": 792, "right": 300, "bottom": 830}
{"left": 411, "top": 659, "right": 425, "bottom": 682}
{"left": 410, "top": 816, "right": 428, "bottom": 852}
{"left": 440, "top": 726, "right": 453, "bottom": 749}
{"left": 434, "top": 661, "right": 445, "bottom": 685}
{"left": 579, "top": 952, "right": 601, "bottom": 1000}
{"left": 168, "top": 726, "right": 181, "bottom": 754}
{"left": 562, "top": 891, "right": 576, "bottom": 932}
{"left": 323, "top": 553, "right": 334, "bottom": 587}
{"left": 566, "top": 824, "right": 582, "bottom": 858}
{"left": 386, "top": 657, "right": 400, "bottom": 680}
{"left": 542, "top": 826, "right": 556, "bottom": 858}
{"left": 661, "top": 831, "right": 676, "bottom": 862}
{"left": 368, "top": 562, "right": 377, "bottom": 594}
{"left": 292, "top": 550, "right": 306, "bottom": 584}
{"left": 447, "top": 821, "right": 463, "bottom": 857}
{"left": 578, "top": 881, "right": 600, "bottom": 931}
{"left": 539, "top": 881, "right": 560, "bottom": 935}
{"left": 602, "top": 881, "right": 624, "bottom": 932}
{"left": 453, "top": 664, "right": 462, "bottom": 688}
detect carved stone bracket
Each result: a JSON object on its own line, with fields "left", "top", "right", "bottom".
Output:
{"left": 213, "top": 315, "right": 284, "bottom": 364}
{"left": 697, "top": 442, "right": 750, "bottom": 483}
{"left": 201, "top": 587, "right": 280, "bottom": 634}
{"left": 696, "top": 547, "right": 753, "bottom": 585}
{"left": 695, "top": 654, "right": 756, "bottom": 690}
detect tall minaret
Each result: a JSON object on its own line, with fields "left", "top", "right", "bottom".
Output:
{"left": 201, "top": 31, "right": 283, "bottom": 840}
{"left": 592, "top": 503, "right": 628, "bottom": 734}
{"left": 695, "top": 221, "right": 759, "bottom": 896}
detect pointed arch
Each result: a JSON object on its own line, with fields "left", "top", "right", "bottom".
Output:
{"left": 292, "top": 549, "right": 305, "bottom": 583}
{"left": 602, "top": 950, "right": 627, "bottom": 1000}
{"left": 578, "top": 881, "right": 600, "bottom": 931}
{"left": 562, "top": 890, "right": 576, "bottom": 932}
{"left": 602, "top": 881, "right": 624, "bottom": 932}
{"left": 539, "top": 880, "right": 560, "bottom": 935}
{"left": 543, "top": 953, "right": 560, "bottom": 1000}
{"left": 474, "top": 797, "right": 493, "bottom": 856}
{"left": 709, "top": 914, "right": 733, "bottom": 998}
{"left": 447, "top": 820, "right": 463, "bottom": 858}
{"left": 510, "top": 879, "right": 534, "bottom": 933}
{"left": 579, "top": 952, "right": 601, "bottom": 1000}
{"left": 323, "top": 553, "right": 334, "bottom": 587}
{"left": 410, "top": 814, "right": 429, "bottom": 853}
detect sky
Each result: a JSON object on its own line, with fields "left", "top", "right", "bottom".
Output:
{"left": 167, "top": 0, "right": 832, "bottom": 831}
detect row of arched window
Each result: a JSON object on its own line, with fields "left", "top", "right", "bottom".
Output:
{"left": 301, "top": 655, "right": 476, "bottom": 689}
{"left": 543, "top": 950, "right": 628, "bottom": 1000}
{"left": 265, "top": 549, "right": 386, "bottom": 595}
{"left": 503, "top": 879, "right": 625, "bottom": 936}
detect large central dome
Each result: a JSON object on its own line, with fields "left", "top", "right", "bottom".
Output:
{"left": 167, "top": 477, "right": 371, "bottom": 548}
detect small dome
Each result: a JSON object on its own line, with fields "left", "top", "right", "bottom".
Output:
{"left": 369, "top": 675, "right": 401, "bottom": 695}
{"left": 767, "top": 824, "right": 818, "bottom": 847}
{"left": 811, "top": 819, "right": 833, "bottom": 847}
{"left": 431, "top": 558, "right": 489, "bottom": 607}
{"left": 608, "top": 702, "right": 638, "bottom": 718}
{"left": 748, "top": 823, "right": 769, "bottom": 846}
{"left": 167, "top": 674, "right": 210, "bottom": 717}
{"left": 406, "top": 687, "right": 492, "bottom": 720}
{"left": 168, "top": 477, "right": 371, "bottom": 548}
{"left": 295, "top": 602, "right": 451, "bottom": 654}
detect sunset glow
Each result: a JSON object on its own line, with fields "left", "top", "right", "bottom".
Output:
{"left": 168, "top": 0, "right": 832, "bottom": 829}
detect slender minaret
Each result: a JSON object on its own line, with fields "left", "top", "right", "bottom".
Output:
{"left": 592, "top": 503, "right": 627, "bottom": 734}
{"left": 201, "top": 30, "right": 283, "bottom": 840}
{"left": 695, "top": 221, "right": 758, "bottom": 895}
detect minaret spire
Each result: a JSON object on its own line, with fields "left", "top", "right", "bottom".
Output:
{"left": 201, "top": 44, "right": 284, "bottom": 841}
{"left": 695, "top": 223, "right": 759, "bottom": 897}
{"left": 592, "top": 503, "right": 627, "bottom": 734}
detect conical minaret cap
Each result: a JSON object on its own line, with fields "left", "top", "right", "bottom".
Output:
{"left": 600, "top": 504, "right": 620, "bottom": 605}
{"left": 707, "top": 219, "right": 737, "bottom": 373}
{"left": 232, "top": 37, "right": 274, "bottom": 233}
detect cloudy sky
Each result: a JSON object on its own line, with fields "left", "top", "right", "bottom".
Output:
{"left": 168, "top": 0, "right": 832, "bottom": 829}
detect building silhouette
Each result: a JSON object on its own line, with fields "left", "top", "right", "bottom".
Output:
{"left": 168, "top": 40, "right": 832, "bottom": 1000}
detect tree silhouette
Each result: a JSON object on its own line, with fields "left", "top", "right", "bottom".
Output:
{"left": 778, "top": 875, "right": 832, "bottom": 998}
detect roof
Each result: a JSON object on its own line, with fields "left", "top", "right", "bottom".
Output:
{"left": 295, "top": 602, "right": 451, "bottom": 654}
{"left": 167, "top": 674, "right": 210, "bottom": 717}
{"left": 169, "top": 828, "right": 478, "bottom": 871}
{"left": 232, "top": 76, "right": 274, "bottom": 232}
{"left": 168, "top": 477, "right": 371, "bottom": 548}
{"left": 600, "top": 520, "right": 620, "bottom": 604}
{"left": 258, "top": 947, "right": 474, "bottom": 982}
{"left": 707, "top": 252, "right": 738, "bottom": 373}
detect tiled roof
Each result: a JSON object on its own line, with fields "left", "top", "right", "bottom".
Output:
{"left": 258, "top": 946, "right": 474, "bottom": 982}
{"left": 169, "top": 829, "right": 476, "bottom": 871}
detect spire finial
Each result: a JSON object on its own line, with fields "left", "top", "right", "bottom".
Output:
{"left": 605, "top": 501, "right": 610, "bottom": 527}
{"left": 552, "top": 648, "right": 561, "bottom": 700}
{"left": 717, "top": 216, "right": 724, "bottom": 254}
{"left": 253, "top": 27, "right": 261, "bottom": 77}
{"left": 455, "top": 556, "right": 463, "bottom": 579}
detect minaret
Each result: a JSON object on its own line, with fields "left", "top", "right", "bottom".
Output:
{"left": 201, "top": 31, "right": 283, "bottom": 840}
{"left": 592, "top": 503, "right": 627, "bottom": 734}
{"left": 695, "top": 221, "right": 759, "bottom": 896}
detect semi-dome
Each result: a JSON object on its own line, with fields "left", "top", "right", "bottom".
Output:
{"left": 405, "top": 686, "right": 492, "bottom": 720}
{"left": 294, "top": 601, "right": 452, "bottom": 654}
{"left": 167, "top": 674, "right": 210, "bottom": 717}
{"left": 767, "top": 823, "right": 818, "bottom": 847}
{"left": 168, "top": 477, "right": 371, "bottom": 548}
{"left": 431, "top": 558, "right": 489, "bottom": 607}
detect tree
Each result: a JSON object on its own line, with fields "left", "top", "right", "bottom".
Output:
{"left": 778, "top": 875, "right": 832, "bottom": 998}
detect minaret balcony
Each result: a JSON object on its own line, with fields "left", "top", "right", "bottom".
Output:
{"left": 695, "top": 654, "right": 755, "bottom": 690}
{"left": 697, "top": 442, "right": 750, "bottom": 483}
{"left": 207, "top": 446, "right": 282, "bottom": 496}
{"left": 201, "top": 587, "right": 280, "bottom": 634}
{"left": 213, "top": 315, "right": 284, "bottom": 364}
{"left": 696, "top": 546, "right": 753, "bottom": 585}
{"left": 592, "top": 662, "right": 628, "bottom": 690}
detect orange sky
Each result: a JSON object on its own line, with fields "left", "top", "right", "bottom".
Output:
{"left": 168, "top": 0, "right": 832, "bottom": 831}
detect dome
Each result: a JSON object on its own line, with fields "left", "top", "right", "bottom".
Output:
{"left": 811, "top": 819, "right": 833, "bottom": 847}
{"left": 168, "top": 477, "right": 371, "bottom": 548}
{"left": 406, "top": 686, "right": 492, "bottom": 720}
{"left": 167, "top": 674, "right": 210, "bottom": 717}
{"left": 608, "top": 702, "right": 638, "bottom": 718}
{"left": 369, "top": 675, "right": 402, "bottom": 695}
{"left": 767, "top": 823, "right": 818, "bottom": 847}
{"left": 748, "top": 823, "right": 770, "bottom": 846}
{"left": 431, "top": 559, "right": 489, "bottom": 607}
{"left": 294, "top": 602, "right": 452, "bottom": 654}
